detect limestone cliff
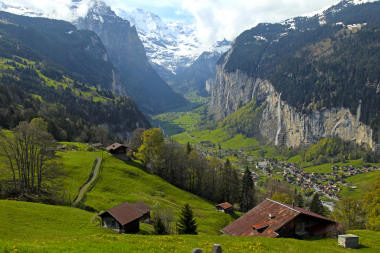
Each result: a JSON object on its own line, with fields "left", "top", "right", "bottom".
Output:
{"left": 209, "top": 1, "right": 380, "bottom": 149}
{"left": 209, "top": 68, "right": 374, "bottom": 149}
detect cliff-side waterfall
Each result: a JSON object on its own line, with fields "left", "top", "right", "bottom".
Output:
{"left": 275, "top": 93, "right": 282, "bottom": 146}
{"left": 225, "top": 90, "right": 230, "bottom": 110}
{"left": 251, "top": 82, "right": 258, "bottom": 100}
{"left": 356, "top": 99, "right": 362, "bottom": 124}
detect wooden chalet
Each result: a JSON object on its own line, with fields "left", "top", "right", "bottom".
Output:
{"left": 216, "top": 202, "right": 234, "bottom": 214}
{"left": 222, "top": 199, "right": 340, "bottom": 238}
{"left": 99, "top": 201, "right": 151, "bottom": 233}
{"left": 106, "top": 143, "right": 129, "bottom": 154}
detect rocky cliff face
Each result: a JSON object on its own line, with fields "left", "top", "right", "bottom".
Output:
{"left": 75, "top": 1, "right": 187, "bottom": 114}
{"left": 210, "top": 67, "right": 374, "bottom": 149}
{"left": 209, "top": 0, "right": 380, "bottom": 148}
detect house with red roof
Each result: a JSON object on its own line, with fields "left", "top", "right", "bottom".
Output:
{"left": 216, "top": 202, "right": 234, "bottom": 214}
{"left": 222, "top": 199, "right": 340, "bottom": 238}
{"left": 99, "top": 201, "right": 151, "bottom": 233}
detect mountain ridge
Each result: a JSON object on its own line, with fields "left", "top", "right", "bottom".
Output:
{"left": 210, "top": 0, "right": 380, "bottom": 149}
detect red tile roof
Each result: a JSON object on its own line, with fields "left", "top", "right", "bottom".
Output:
{"left": 106, "top": 143, "right": 128, "bottom": 151}
{"left": 216, "top": 202, "right": 233, "bottom": 210}
{"left": 222, "top": 199, "right": 336, "bottom": 237}
{"left": 103, "top": 202, "right": 143, "bottom": 225}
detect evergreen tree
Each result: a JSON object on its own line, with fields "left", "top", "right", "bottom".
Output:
{"left": 184, "top": 142, "right": 192, "bottom": 155}
{"left": 310, "top": 193, "right": 324, "bottom": 215}
{"left": 153, "top": 216, "right": 168, "bottom": 235}
{"left": 240, "top": 167, "right": 256, "bottom": 212}
{"left": 294, "top": 190, "right": 304, "bottom": 208}
{"left": 177, "top": 204, "right": 197, "bottom": 234}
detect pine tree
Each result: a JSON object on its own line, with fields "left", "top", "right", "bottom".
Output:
{"left": 184, "top": 142, "right": 192, "bottom": 155}
{"left": 240, "top": 167, "right": 256, "bottom": 212}
{"left": 177, "top": 204, "right": 197, "bottom": 234}
{"left": 294, "top": 190, "right": 304, "bottom": 208}
{"left": 310, "top": 193, "right": 324, "bottom": 215}
{"left": 153, "top": 216, "right": 168, "bottom": 235}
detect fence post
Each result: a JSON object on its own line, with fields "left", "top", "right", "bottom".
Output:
{"left": 212, "top": 244, "right": 222, "bottom": 253}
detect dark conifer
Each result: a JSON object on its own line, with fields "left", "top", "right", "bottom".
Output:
{"left": 240, "top": 167, "right": 256, "bottom": 212}
{"left": 310, "top": 193, "right": 324, "bottom": 215}
{"left": 153, "top": 216, "right": 168, "bottom": 235}
{"left": 177, "top": 204, "right": 197, "bottom": 234}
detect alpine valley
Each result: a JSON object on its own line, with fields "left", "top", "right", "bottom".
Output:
{"left": 0, "top": 0, "right": 380, "bottom": 252}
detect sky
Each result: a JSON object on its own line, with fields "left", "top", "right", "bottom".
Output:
{"left": 112, "top": 0, "right": 341, "bottom": 45}
{"left": 2, "top": 0, "right": 344, "bottom": 47}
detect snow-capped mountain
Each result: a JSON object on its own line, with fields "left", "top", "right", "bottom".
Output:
{"left": 282, "top": 0, "right": 379, "bottom": 32}
{"left": 168, "top": 39, "right": 232, "bottom": 96}
{"left": 116, "top": 8, "right": 203, "bottom": 76}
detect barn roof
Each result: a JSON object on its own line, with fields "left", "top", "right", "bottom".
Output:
{"left": 133, "top": 201, "right": 152, "bottom": 215}
{"left": 106, "top": 143, "right": 128, "bottom": 151}
{"left": 216, "top": 202, "right": 233, "bottom": 210}
{"left": 101, "top": 202, "right": 143, "bottom": 226}
{"left": 222, "top": 199, "right": 335, "bottom": 237}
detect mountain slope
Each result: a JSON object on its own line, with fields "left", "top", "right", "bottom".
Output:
{"left": 0, "top": 12, "right": 150, "bottom": 141}
{"left": 75, "top": 1, "right": 188, "bottom": 114}
{"left": 170, "top": 39, "right": 231, "bottom": 97}
{"left": 117, "top": 8, "right": 202, "bottom": 78}
{"left": 0, "top": 11, "right": 120, "bottom": 91}
{"left": 209, "top": 0, "right": 380, "bottom": 149}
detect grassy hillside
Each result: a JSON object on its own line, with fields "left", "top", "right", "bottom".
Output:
{"left": 57, "top": 151, "right": 100, "bottom": 202}
{"left": 1, "top": 200, "right": 379, "bottom": 252}
{"left": 340, "top": 171, "right": 380, "bottom": 199}
{"left": 82, "top": 152, "right": 233, "bottom": 235}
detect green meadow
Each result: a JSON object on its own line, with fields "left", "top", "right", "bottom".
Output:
{"left": 82, "top": 152, "right": 233, "bottom": 235}
{"left": 340, "top": 171, "right": 380, "bottom": 199}
{"left": 1, "top": 200, "right": 380, "bottom": 252}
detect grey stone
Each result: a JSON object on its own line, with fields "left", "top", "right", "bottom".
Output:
{"left": 209, "top": 67, "right": 373, "bottom": 148}
{"left": 192, "top": 248, "right": 202, "bottom": 253}
{"left": 212, "top": 244, "right": 222, "bottom": 253}
{"left": 338, "top": 234, "right": 359, "bottom": 249}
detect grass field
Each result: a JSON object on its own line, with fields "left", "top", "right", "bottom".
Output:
{"left": 56, "top": 151, "right": 100, "bottom": 202}
{"left": 340, "top": 171, "right": 380, "bottom": 199}
{"left": 83, "top": 152, "right": 233, "bottom": 235}
{"left": 301, "top": 159, "right": 378, "bottom": 174}
{"left": 173, "top": 128, "right": 260, "bottom": 150}
{"left": 1, "top": 200, "right": 379, "bottom": 252}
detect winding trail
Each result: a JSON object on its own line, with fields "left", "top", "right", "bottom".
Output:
{"left": 72, "top": 155, "right": 102, "bottom": 206}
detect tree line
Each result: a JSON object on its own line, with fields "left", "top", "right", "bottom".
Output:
{"left": 0, "top": 118, "right": 62, "bottom": 200}
{"left": 134, "top": 128, "right": 256, "bottom": 212}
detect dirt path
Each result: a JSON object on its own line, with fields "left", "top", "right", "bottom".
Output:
{"left": 72, "top": 155, "right": 101, "bottom": 206}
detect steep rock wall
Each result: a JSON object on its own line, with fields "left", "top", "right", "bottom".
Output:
{"left": 209, "top": 67, "right": 374, "bottom": 148}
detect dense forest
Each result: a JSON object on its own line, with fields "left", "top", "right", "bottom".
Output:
{"left": 0, "top": 55, "right": 150, "bottom": 142}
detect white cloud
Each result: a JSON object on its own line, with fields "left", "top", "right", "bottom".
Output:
{"left": 181, "top": 0, "right": 340, "bottom": 48}
{"left": 1, "top": 0, "right": 344, "bottom": 48}
{"left": 0, "top": 0, "right": 94, "bottom": 21}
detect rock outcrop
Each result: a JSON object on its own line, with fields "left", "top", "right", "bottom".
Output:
{"left": 209, "top": 67, "right": 374, "bottom": 149}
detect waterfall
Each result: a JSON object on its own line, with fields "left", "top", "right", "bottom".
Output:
{"left": 251, "top": 82, "right": 258, "bottom": 101}
{"left": 356, "top": 99, "right": 362, "bottom": 123}
{"left": 275, "top": 94, "right": 282, "bottom": 146}
{"left": 225, "top": 90, "right": 230, "bottom": 110}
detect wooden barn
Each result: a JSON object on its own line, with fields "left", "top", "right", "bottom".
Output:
{"left": 222, "top": 199, "right": 340, "bottom": 238}
{"left": 106, "top": 143, "right": 129, "bottom": 154}
{"left": 99, "top": 201, "right": 151, "bottom": 233}
{"left": 216, "top": 202, "right": 234, "bottom": 214}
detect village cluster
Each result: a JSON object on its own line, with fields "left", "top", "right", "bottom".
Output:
{"left": 193, "top": 143, "right": 379, "bottom": 200}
